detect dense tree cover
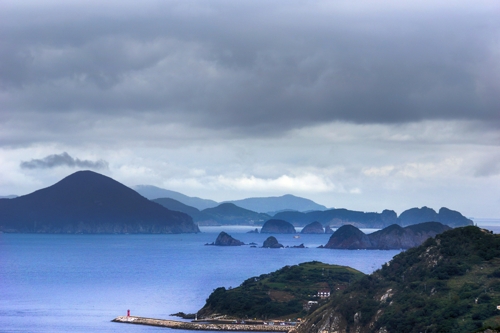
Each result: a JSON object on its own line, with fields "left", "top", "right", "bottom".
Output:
{"left": 197, "top": 261, "right": 363, "bottom": 320}
{"left": 374, "top": 227, "right": 500, "bottom": 332}
{"left": 297, "top": 227, "right": 500, "bottom": 333}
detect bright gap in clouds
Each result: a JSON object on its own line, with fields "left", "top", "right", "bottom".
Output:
{"left": 1, "top": 119, "right": 499, "bottom": 217}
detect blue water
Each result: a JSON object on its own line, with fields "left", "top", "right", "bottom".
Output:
{"left": 0, "top": 226, "right": 402, "bottom": 333}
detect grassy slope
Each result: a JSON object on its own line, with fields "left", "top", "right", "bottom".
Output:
{"left": 197, "top": 261, "right": 364, "bottom": 320}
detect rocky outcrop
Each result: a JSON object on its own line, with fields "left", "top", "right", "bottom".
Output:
{"left": 262, "top": 236, "right": 284, "bottom": 248}
{"left": 207, "top": 232, "right": 245, "bottom": 246}
{"left": 324, "top": 225, "right": 334, "bottom": 234}
{"left": 247, "top": 228, "right": 259, "bottom": 233}
{"left": 324, "top": 224, "right": 372, "bottom": 249}
{"left": 260, "top": 219, "right": 296, "bottom": 234}
{"left": 0, "top": 171, "right": 200, "bottom": 234}
{"left": 300, "top": 221, "right": 324, "bottom": 234}
{"left": 323, "top": 222, "right": 451, "bottom": 250}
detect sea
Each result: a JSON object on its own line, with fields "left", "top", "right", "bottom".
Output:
{"left": 1, "top": 222, "right": 498, "bottom": 333}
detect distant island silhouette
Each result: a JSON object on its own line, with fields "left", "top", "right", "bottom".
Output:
{"left": 0, "top": 170, "right": 199, "bottom": 234}
{"left": 0, "top": 170, "right": 473, "bottom": 233}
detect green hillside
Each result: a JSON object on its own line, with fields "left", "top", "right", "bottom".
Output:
{"left": 296, "top": 226, "right": 500, "bottom": 333}
{"left": 197, "top": 261, "right": 364, "bottom": 320}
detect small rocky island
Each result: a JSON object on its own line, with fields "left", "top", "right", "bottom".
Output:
{"left": 262, "top": 236, "right": 284, "bottom": 248}
{"left": 206, "top": 231, "right": 245, "bottom": 246}
{"left": 260, "top": 219, "right": 296, "bottom": 234}
{"left": 300, "top": 221, "right": 325, "bottom": 234}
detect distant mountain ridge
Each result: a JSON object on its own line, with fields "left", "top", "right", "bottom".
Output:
{"left": 273, "top": 207, "right": 471, "bottom": 228}
{"left": 0, "top": 171, "right": 200, "bottom": 234}
{"left": 134, "top": 185, "right": 327, "bottom": 213}
{"left": 274, "top": 208, "right": 399, "bottom": 228}
{"left": 224, "top": 194, "right": 327, "bottom": 213}
{"left": 201, "top": 203, "right": 271, "bottom": 225}
{"left": 136, "top": 186, "right": 471, "bottom": 229}
{"left": 134, "top": 185, "right": 218, "bottom": 210}
{"left": 0, "top": 175, "right": 473, "bottom": 232}
{"left": 153, "top": 199, "right": 271, "bottom": 225}
{"left": 154, "top": 195, "right": 472, "bottom": 229}
{"left": 156, "top": 196, "right": 461, "bottom": 231}
{"left": 152, "top": 198, "right": 213, "bottom": 223}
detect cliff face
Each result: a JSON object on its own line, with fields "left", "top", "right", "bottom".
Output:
{"left": 295, "top": 227, "right": 500, "bottom": 333}
{"left": 260, "top": 219, "right": 296, "bottom": 234}
{"left": 0, "top": 171, "right": 200, "bottom": 234}
{"left": 323, "top": 222, "right": 451, "bottom": 250}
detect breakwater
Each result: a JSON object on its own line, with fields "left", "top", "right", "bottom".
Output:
{"left": 112, "top": 316, "right": 293, "bottom": 332}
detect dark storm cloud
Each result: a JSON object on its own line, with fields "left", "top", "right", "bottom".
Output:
{"left": 20, "top": 152, "right": 108, "bottom": 170}
{"left": 1, "top": 1, "right": 499, "bottom": 136}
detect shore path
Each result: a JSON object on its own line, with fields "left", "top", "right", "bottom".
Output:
{"left": 112, "top": 316, "right": 293, "bottom": 332}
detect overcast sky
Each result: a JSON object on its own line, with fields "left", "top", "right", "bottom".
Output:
{"left": 1, "top": 0, "right": 499, "bottom": 218}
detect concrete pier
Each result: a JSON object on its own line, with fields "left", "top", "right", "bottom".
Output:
{"left": 112, "top": 316, "right": 293, "bottom": 332}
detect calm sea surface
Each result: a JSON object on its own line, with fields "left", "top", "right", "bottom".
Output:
{"left": 0, "top": 223, "right": 497, "bottom": 333}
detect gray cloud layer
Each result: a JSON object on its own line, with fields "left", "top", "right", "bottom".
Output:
{"left": 1, "top": 0, "right": 499, "bottom": 140}
{"left": 20, "top": 152, "right": 108, "bottom": 170}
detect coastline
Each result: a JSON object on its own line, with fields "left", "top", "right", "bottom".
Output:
{"left": 112, "top": 316, "right": 293, "bottom": 332}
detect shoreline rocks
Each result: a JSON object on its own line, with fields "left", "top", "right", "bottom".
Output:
{"left": 206, "top": 232, "right": 245, "bottom": 246}
{"left": 262, "top": 236, "right": 284, "bottom": 248}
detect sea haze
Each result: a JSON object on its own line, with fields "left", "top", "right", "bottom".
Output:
{"left": 0, "top": 227, "right": 402, "bottom": 332}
